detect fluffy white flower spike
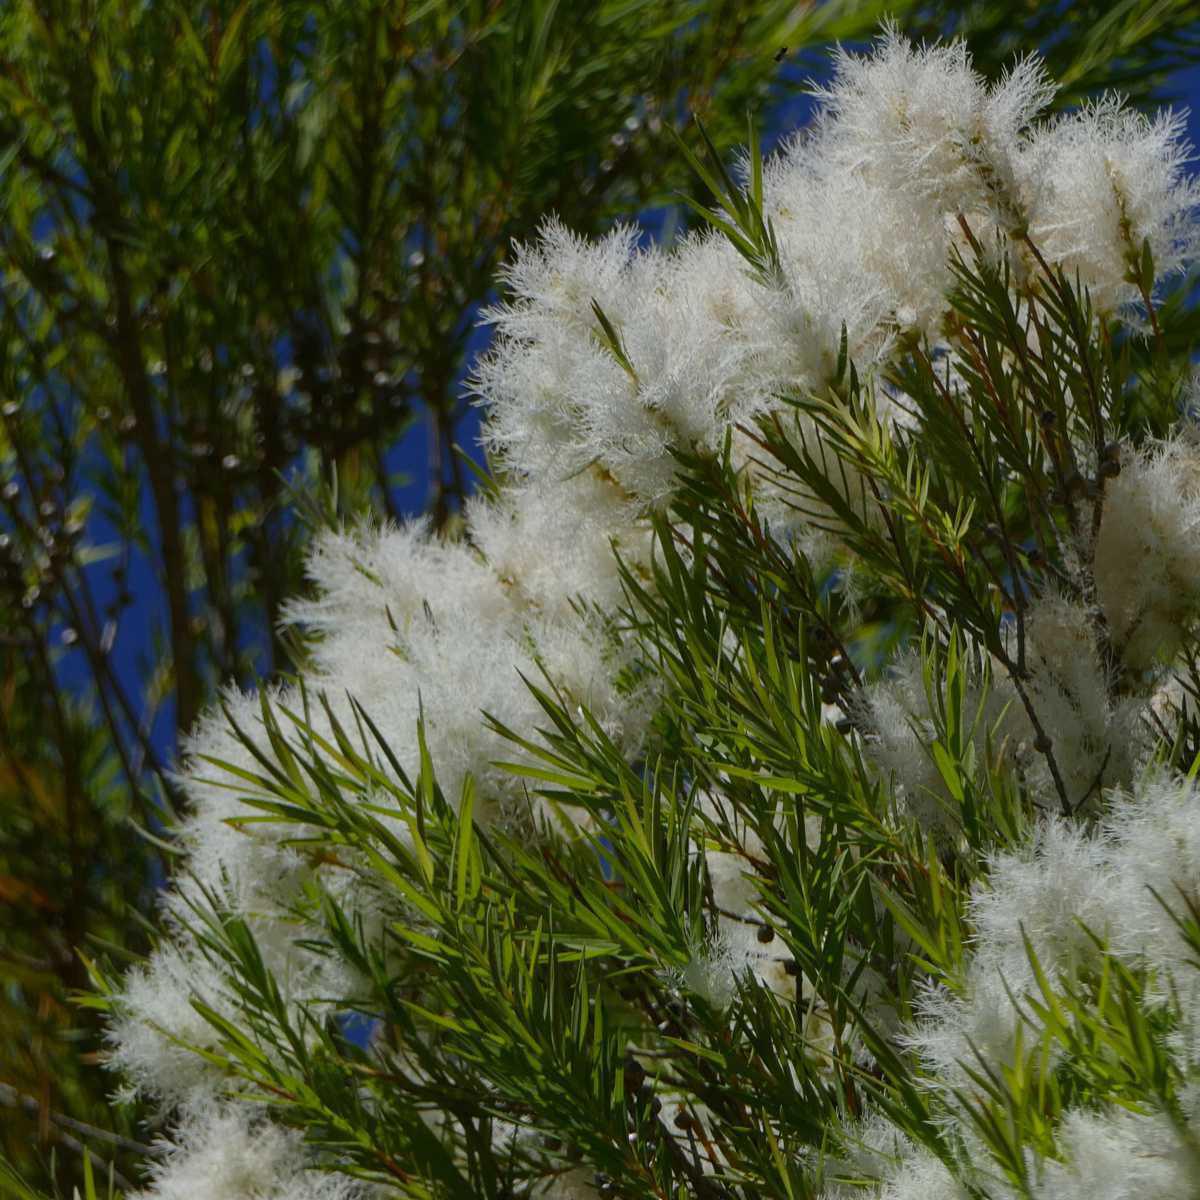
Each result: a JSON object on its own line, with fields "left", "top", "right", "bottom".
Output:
{"left": 129, "top": 1108, "right": 369, "bottom": 1200}
{"left": 1032, "top": 1106, "right": 1200, "bottom": 1200}
{"left": 809, "top": 27, "right": 1052, "bottom": 225}
{"left": 1024, "top": 101, "right": 1200, "bottom": 313}
{"left": 1094, "top": 433, "right": 1200, "bottom": 669}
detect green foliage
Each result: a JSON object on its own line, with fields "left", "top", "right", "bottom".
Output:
{"left": 0, "top": 603, "right": 157, "bottom": 1198}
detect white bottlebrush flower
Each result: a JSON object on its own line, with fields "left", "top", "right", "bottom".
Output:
{"left": 662, "top": 229, "right": 770, "bottom": 425}
{"left": 107, "top": 904, "right": 353, "bottom": 1109}
{"left": 1102, "top": 773, "right": 1200, "bottom": 975}
{"left": 1094, "top": 435, "right": 1200, "bottom": 669}
{"left": 876, "top": 1148, "right": 976, "bottom": 1200}
{"left": 731, "top": 916, "right": 798, "bottom": 1001}
{"left": 1022, "top": 99, "right": 1200, "bottom": 314}
{"left": 106, "top": 941, "right": 235, "bottom": 1107}
{"left": 902, "top": 820, "right": 1108, "bottom": 1094}
{"left": 904, "top": 776, "right": 1188, "bottom": 1090}
{"left": 820, "top": 1112, "right": 911, "bottom": 1197}
{"left": 680, "top": 928, "right": 743, "bottom": 1009}
{"left": 967, "top": 820, "right": 1118, "bottom": 987}
{"left": 130, "top": 1107, "right": 368, "bottom": 1200}
{"left": 279, "top": 515, "right": 649, "bottom": 818}
{"left": 473, "top": 219, "right": 682, "bottom": 503}
{"left": 1020, "top": 593, "right": 1146, "bottom": 808}
{"left": 903, "top": 822, "right": 1119, "bottom": 1093}
{"left": 905, "top": 965, "right": 1032, "bottom": 1096}
{"left": 466, "top": 471, "right": 652, "bottom": 620}
{"left": 169, "top": 684, "right": 322, "bottom": 917}
{"left": 807, "top": 27, "right": 1052, "bottom": 229}
{"left": 854, "top": 646, "right": 1023, "bottom": 836}
{"left": 477, "top": 222, "right": 767, "bottom": 508}
{"left": 1031, "top": 1105, "right": 1200, "bottom": 1200}
{"left": 896, "top": 769, "right": 1200, "bottom": 1185}
{"left": 680, "top": 917, "right": 794, "bottom": 1007}
{"left": 821, "top": 1114, "right": 986, "bottom": 1200}
{"left": 762, "top": 167, "right": 949, "bottom": 376}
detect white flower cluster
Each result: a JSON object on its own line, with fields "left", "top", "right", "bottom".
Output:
{"left": 128, "top": 1107, "right": 369, "bottom": 1200}
{"left": 857, "top": 426, "right": 1200, "bottom": 830}
{"left": 827, "top": 774, "right": 1200, "bottom": 1199}
{"left": 854, "top": 646, "right": 1023, "bottom": 834}
{"left": 109, "top": 28, "right": 1200, "bottom": 1199}
{"left": 108, "top": 477, "right": 653, "bottom": 1110}
{"left": 1094, "top": 431, "right": 1200, "bottom": 670}
{"left": 856, "top": 590, "right": 1155, "bottom": 831}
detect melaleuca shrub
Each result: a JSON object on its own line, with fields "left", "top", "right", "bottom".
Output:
{"left": 99, "top": 29, "right": 1200, "bottom": 1200}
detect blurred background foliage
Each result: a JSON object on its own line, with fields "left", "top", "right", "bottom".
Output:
{"left": 0, "top": 0, "right": 1198, "bottom": 1194}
